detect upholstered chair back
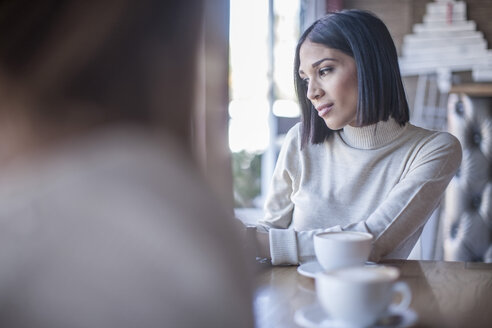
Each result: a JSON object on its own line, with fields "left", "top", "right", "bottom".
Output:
{"left": 443, "top": 93, "right": 492, "bottom": 262}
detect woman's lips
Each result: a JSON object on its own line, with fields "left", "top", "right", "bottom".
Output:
{"left": 316, "top": 104, "right": 333, "bottom": 117}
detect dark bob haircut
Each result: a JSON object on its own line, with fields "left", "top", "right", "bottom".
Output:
{"left": 294, "top": 9, "right": 409, "bottom": 147}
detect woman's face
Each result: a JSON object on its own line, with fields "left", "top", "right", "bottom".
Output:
{"left": 298, "top": 40, "right": 358, "bottom": 130}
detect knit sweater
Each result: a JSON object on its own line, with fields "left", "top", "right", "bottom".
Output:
{"left": 0, "top": 127, "right": 254, "bottom": 327}
{"left": 259, "top": 119, "right": 462, "bottom": 265}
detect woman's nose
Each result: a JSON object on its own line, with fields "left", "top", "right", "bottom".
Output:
{"left": 306, "top": 80, "right": 324, "bottom": 101}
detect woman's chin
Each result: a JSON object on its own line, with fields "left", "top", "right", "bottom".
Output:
{"left": 323, "top": 120, "right": 344, "bottom": 131}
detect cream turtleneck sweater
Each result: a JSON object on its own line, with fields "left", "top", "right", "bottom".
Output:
{"left": 260, "top": 119, "right": 462, "bottom": 265}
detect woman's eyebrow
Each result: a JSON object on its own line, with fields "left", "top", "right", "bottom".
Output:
{"left": 312, "top": 57, "right": 337, "bottom": 68}
{"left": 299, "top": 57, "right": 338, "bottom": 75}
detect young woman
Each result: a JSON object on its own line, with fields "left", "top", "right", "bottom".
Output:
{"left": 255, "top": 9, "right": 462, "bottom": 265}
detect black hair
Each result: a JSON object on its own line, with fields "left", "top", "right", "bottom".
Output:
{"left": 294, "top": 9, "right": 409, "bottom": 148}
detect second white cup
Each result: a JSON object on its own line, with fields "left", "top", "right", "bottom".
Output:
{"left": 316, "top": 265, "right": 412, "bottom": 327}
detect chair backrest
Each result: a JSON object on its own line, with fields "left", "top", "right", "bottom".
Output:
{"left": 443, "top": 91, "right": 492, "bottom": 262}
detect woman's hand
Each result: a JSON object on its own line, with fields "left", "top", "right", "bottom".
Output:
{"left": 256, "top": 228, "right": 270, "bottom": 260}
{"left": 234, "top": 218, "right": 271, "bottom": 261}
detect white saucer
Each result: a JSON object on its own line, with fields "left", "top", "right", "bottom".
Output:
{"left": 294, "top": 302, "right": 418, "bottom": 328}
{"left": 297, "top": 261, "right": 323, "bottom": 278}
{"left": 297, "top": 261, "right": 378, "bottom": 279}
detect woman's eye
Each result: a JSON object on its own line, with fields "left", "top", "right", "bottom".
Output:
{"left": 302, "top": 78, "right": 309, "bottom": 85}
{"left": 319, "top": 67, "right": 334, "bottom": 76}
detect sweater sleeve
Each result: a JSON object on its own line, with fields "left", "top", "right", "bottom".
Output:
{"left": 259, "top": 125, "right": 300, "bottom": 230}
{"left": 363, "top": 132, "right": 462, "bottom": 261}
{"left": 268, "top": 131, "right": 462, "bottom": 265}
{"left": 258, "top": 125, "right": 301, "bottom": 264}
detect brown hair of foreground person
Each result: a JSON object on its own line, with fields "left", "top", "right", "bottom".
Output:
{"left": 0, "top": 0, "right": 195, "bottom": 152}
{"left": 0, "top": 1, "right": 254, "bottom": 328}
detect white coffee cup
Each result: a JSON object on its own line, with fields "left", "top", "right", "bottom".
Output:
{"left": 313, "top": 231, "right": 373, "bottom": 272}
{"left": 315, "top": 266, "right": 412, "bottom": 327}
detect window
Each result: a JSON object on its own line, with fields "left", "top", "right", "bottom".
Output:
{"left": 229, "top": 0, "right": 300, "bottom": 209}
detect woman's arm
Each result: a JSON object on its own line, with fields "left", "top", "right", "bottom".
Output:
{"left": 266, "top": 132, "right": 462, "bottom": 265}
{"left": 358, "top": 133, "right": 462, "bottom": 261}
{"left": 255, "top": 125, "right": 300, "bottom": 263}
{"left": 259, "top": 125, "right": 301, "bottom": 230}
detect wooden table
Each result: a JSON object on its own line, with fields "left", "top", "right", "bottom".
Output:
{"left": 253, "top": 260, "right": 492, "bottom": 328}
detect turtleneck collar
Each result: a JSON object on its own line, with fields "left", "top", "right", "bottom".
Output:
{"left": 339, "top": 118, "right": 407, "bottom": 150}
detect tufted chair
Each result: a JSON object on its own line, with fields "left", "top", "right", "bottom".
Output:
{"left": 443, "top": 91, "right": 492, "bottom": 262}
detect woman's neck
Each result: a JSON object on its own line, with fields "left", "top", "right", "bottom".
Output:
{"left": 339, "top": 118, "right": 406, "bottom": 150}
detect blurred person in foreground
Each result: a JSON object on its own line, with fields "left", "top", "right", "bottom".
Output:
{"left": 0, "top": 1, "right": 254, "bottom": 327}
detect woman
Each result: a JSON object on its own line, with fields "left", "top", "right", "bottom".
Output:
{"left": 255, "top": 10, "right": 462, "bottom": 265}
{"left": 0, "top": 1, "right": 253, "bottom": 327}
